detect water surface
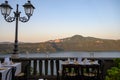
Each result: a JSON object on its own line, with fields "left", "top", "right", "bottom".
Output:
{"left": 0, "top": 51, "right": 120, "bottom": 58}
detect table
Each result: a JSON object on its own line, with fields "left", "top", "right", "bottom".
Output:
{"left": 0, "top": 63, "right": 21, "bottom": 80}
{"left": 2, "top": 63, "right": 21, "bottom": 75}
{"left": 62, "top": 61, "right": 100, "bottom": 80}
{"left": 0, "top": 67, "right": 11, "bottom": 80}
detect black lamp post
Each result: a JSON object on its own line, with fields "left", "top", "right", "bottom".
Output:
{"left": 0, "top": 0, "right": 35, "bottom": 58}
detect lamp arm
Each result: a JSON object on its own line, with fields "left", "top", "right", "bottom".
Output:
{"left": 4, "top": 15, "right": 15, "bottom": 22}
{"left": 19, "top": 15, "right": 30, "bottom": 23}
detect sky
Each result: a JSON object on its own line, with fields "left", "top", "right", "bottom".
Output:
{"left": 0, "top": 0, "right": 120, "bottom": 42}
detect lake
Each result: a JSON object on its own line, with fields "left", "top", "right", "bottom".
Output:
{"left": 0, "top": 51, "right": 120, "bottom": 58}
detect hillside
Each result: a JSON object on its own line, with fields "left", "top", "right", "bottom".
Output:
{"left": 0, "top": 35, "right": 120, "bottom": 53}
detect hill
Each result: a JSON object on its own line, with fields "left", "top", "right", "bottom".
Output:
{"left": 0, "top": 35, "right": 120, "bottom": 53}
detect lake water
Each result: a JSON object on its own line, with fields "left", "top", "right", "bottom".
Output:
{"left": 0, "top": 51, "right": 120, "bottom": 58}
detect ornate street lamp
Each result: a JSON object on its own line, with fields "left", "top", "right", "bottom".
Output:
{"left": 0, "top": 0, "right": 35, "bottom": 58}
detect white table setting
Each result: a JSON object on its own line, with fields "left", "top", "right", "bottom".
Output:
{"left": 62, "top": 58, "right": 99, "bottom": 65}
{"left": 0, "top": 57, "right": 21, "bottom": 80}
{"left": 0, "top": 60, "right": 11, "bottom": 80}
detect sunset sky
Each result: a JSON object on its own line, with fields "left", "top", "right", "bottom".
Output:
{"left": 0, "top": 0, "right": 120, "bottom": 42}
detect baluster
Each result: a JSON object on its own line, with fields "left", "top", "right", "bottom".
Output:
{"left": 50, "top": 59, "right": 54, "bottom": 75}
{"left": 56, "top": 60, "right": 60, "bottom": 80}
{"left": 33, "top": 60, "right": 37, "bottom": 75}
{"left": 39, "top": 60, "right": 43, "bottom": 75}
{"left": 28, "top": 60, "right": 31, "bottom": 76}
{"left": 45, "top": 59, "right": 48, "bottom": 75}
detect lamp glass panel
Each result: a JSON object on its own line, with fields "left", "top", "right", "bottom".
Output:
{"left": 6, "top": 7, "right": 11, "bottom": 16}
{"left": 24, "top": 7, "right": 33, "bottom": 16}
{"left": 1, "top": 7, "right": 6, "bottom": 15}
{"left": 1, "top": 6, "right": 11, "bottom": 16}
{"left": 30, "top": 7, "right": 34, "bottom": 15}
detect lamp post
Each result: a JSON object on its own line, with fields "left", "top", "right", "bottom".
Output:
{"left": 0, "top": 0, "right": 35, "bottom": 58}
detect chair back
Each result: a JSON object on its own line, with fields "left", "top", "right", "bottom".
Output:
{"left": 62, "top": 64, "right": 80, "bottom": 80}
{"left": 81, "top": 65, "right": 100, "bottom": 80}
{"left": 98, "top": 59, "right": 105, "bottom": 80}
{"left": 5, "top": 67, "right": 16, "bottom": 80}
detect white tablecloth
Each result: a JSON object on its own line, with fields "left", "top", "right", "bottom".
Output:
{"left": 0, "top": 63, "right": 21, "bottom": 80}
{"left": 0, "top": 67, "right": 11, "bottom": 80}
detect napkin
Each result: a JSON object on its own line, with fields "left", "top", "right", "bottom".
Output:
{"left": 67, "top": 58, "right": 70, "bottom": 62}
{"left": 4, "top": 57, "right": 10, "bottom": 65}
{"left": 78, "top": 57, "right": 82, "bottom": 63}
{"left": 83, "top": 58, "right": 90, "bottom": 64}
{"left": 94, "top": 60, "right": 98, "bottom": 64}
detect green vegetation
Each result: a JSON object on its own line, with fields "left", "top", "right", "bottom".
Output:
{"left": 0, "top": 35, "right": 120, "bottom": 54}
{"left": 105, "top": 58, "right": 120, "bottom": 80}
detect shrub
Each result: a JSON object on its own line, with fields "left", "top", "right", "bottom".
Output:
{"left": 105, "top": 58, "right": 120, "bottom": 80}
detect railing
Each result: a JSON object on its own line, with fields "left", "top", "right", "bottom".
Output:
{"left": 24, "top": 57, "right": 68, "bottom": 79}
{"left": 0, "top": 57, "right": 115, "bottom": 80}
{"left": 0, "top": 57, "right": 70, "bottom": 80}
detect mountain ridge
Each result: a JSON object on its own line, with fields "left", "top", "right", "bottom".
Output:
{"left": 47, "top": 35, "right": 119, "bottom": 43}
{"left": 0, "top": 35, "right": 120, "bottom": 53}
{"left": 0, "top": 35, "right": 119, "bottom": 44}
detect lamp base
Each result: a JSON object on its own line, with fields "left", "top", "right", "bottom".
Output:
{"left": 11, "top": 54, "right": 19, "bottom": 58}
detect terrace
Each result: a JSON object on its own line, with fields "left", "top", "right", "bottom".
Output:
{"left": 0, "top": 0, "right": 119, "bottom": 80}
